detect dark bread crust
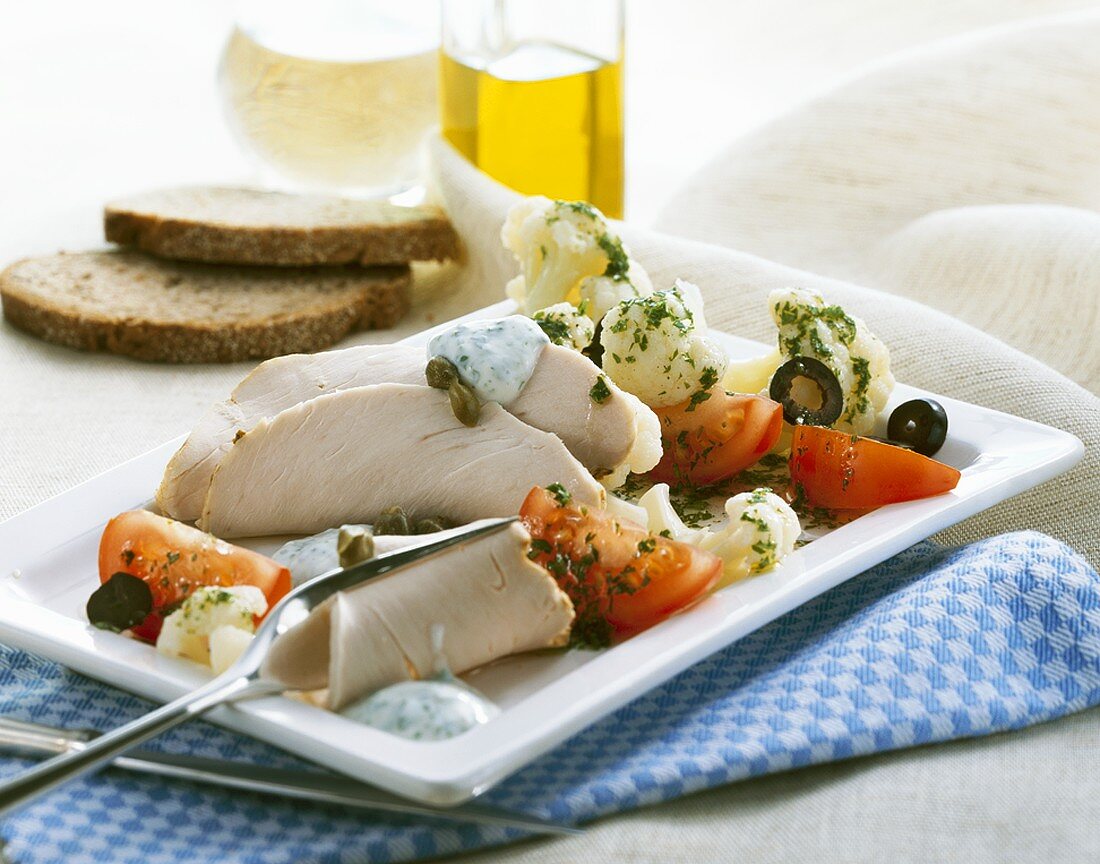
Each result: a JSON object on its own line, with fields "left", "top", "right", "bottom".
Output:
{"left": 0, "top": 251, "right": 410, "bottom": 364}
{"left": 104, "top": 187, "right": 462, "bottom": 267}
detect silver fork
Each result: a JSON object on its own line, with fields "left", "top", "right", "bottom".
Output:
{"left": 0, "top": 517, "right": 518, "bottom": 819}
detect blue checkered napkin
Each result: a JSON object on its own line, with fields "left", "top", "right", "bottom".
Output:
{"left": 1, "top": 530, "right": 1099, "bottom": 864}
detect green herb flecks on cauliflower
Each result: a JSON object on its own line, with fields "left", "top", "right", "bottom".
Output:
{"left": 156, "top": 585, "right": 266, "bottom": 672}
{"left": 600, "top": 279, "right": 729, "bottom": 408}
{"left": 637, "top": 483, "right": 708, "bottom": 546}
{"left": 502, "top": 196, "right": 651, "bottom": 317}
{"left": 769, "top": 288, "right": 894, "bottom": 435}
{"left": 637, "top": 484, "right": 800, "bottom": 583}
{"left": 700, "top": 488, "right": 801, "bottom": 577}
{"left": 579, "top": 257, "right": 654, "bottom": 324}
{"left": 532, "top": 302, "right": 596, "bottom": 352}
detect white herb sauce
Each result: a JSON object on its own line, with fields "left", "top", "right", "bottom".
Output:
{"left": 427, "top": 316, "right": 548, "bottom": 406}
{"left": 342, "top": 677, "right": 500, "bottom": 741}
{"left": 273, "top": 525, "right": 368, "bottom": 586}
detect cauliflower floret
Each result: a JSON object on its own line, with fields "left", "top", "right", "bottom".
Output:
{"left": 700, "top": 488, "right": 801, "bottom": 581}
{"left": 156, "top": 585, "right": 266, "bottom": 668}
{"left": 579, "top": 257, "right": 654, "bottom": 323}
{"left": 635, "top": 484, "right": 799, "bottom": 584}
{"left": 637, "top": 483, "right": 707, "bottom": 546}
{"left": 600, "top": 280, "right": 729, "bottom": 408}
{"left": 532, "top": 302, "right": 596, "bottom": 351}
{"left": 604, "top": 492, "right": 650, "bottom": 528}
{"left": 598, "top": 391, "right": 663, "bottom": 490}
{"left": 769, "top": 288, "right": 894, "bottom": 435}
{"left": 502, "top": 196, "right": 651, "bottom": 315}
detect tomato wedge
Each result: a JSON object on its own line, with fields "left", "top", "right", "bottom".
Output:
{"left": 789, "top": 426, "right": 961, "bottom": 509}
{"left": 520, "top": 486, "right": 722, "bottom": 644}
{"left": 650, "top": 390, "right": 783, "bottom": 486}
{"left": 98, "top": 510, "right": 291, "bottom": 640}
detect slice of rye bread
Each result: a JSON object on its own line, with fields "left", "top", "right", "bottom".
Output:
{"left": 104, "top": 186, "right": 462, "bottom": 267}
{"left": 0, "top": 250, "right": 411, "bottom": 363}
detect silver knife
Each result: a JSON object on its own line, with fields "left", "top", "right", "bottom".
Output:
{"left": 0, "top": 716, "right": 578, "bottom": 836}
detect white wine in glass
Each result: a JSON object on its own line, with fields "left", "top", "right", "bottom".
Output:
{"left": 218, "top": 0, "right": 439, "bottom": 197}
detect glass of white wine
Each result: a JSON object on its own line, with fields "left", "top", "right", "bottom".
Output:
{"left": 218, "top": 0, "right": 439, "bottom": 198}
{"left": 440, "top": 0, "right": 625, "bottom": 217}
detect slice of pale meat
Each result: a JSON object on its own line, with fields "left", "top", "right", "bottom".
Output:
{"left": 157, "top": 344, "right": 425, "bottom": 521}
{"left": 261, "top": 521, "right": 574, "bottom": 709}
{"left": 198, "top": 383, "right": 605, "bottom": 538}
{"left": 510, "top": 344, "right": 642, "bottom": 477}
{"left": 159, "top": 341, "right": 649, "bottom": 521}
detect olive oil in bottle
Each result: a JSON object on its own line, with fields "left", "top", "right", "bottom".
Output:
{"left": 440, "top": 41, "right": 624, "bottom": 217}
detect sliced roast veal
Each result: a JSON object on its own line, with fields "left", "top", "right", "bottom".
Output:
{"left": 261, "top": 521, "right": 574, "bottom": 709}
{"left": 159, "top": 341, "right": 652, "bottom": 521}
{"left": 198, "top": 383, "right": 605, "bottom": 538}
{"left": 157, "top": 344, "right": 425, "bottom": 521}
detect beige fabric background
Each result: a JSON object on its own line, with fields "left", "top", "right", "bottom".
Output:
{"left": 658, "top": 12, "right": 1100, "bottom": 393}
{"left": 2, "top": 2, "right": 1099, "bottom": 862}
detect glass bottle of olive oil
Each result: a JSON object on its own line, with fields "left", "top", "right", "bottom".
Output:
{"left": 440, "top": 1, "right": 625, "bottom": 218}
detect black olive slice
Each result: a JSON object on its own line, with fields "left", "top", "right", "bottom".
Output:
{"left": 769, "top": 356, "right": 844, "bottom": 427}
{"left": 887, "top": 398, "right": 948, "bottom": 456}
{"left": 583, "top": 319, "right": 605, "bottom": 367}
{"left": 86, "top": 571, "right": 153, "bottom": 633}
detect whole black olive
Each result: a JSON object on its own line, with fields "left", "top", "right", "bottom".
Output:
{"left": 887, "top": 398, "right": 948, "bottom": 456}
{"left": 769, "top": 356, "right": 844, "bottom": 427}
{"left": 86, "top": 572, "right": 153, "bottom": 632}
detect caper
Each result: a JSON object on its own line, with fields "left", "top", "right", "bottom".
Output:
{"left": 425, "top": 356, "right": 458, "bottom": 389}
{"left": 337, "top": 526, "right": 374, "bottom": 568}
{"left": 448, "top": 380, "right": 481, "bottom": 427}
{"left": 374, "top": 506, "right": 411, "bottom": 536}
{"left": 413, "top": 518, "right": 446, "bottom": 535}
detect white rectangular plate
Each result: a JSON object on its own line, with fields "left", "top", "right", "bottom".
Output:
{"left": 0, "top": 301, "right": 1084, "bottom": 805}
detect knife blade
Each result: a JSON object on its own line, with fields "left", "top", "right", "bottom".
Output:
{"left": 0, "top": 717, "right": 577, "bottom": 836}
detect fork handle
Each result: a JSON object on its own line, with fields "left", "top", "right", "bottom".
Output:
{"left": 0, "top": 675, "right": 276, "bottom": 819}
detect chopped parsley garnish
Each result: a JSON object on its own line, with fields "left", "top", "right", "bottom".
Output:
{"left": 669, "top": 484, "right": 716, "bottom": 529}
{"left": 559, "top": 200, "right": 600, "bottom": 219}
{"left": 589, "top": 375, "right": 612, "bottom": 404}
{"left": 774, "top": 298, "right": 857, "bottom": 358}
{"left": 788, "top": 482, "right": 847, "bottom": 531}
{"left": 535, "top": 315, "right": 571, "bottom": 345}
{"left": 615, "top": 473, "right": 650, "bottom": 502}
{"left": 597, "top": 233, "right": 631, "bottom": 280}
{"left": 527, "top": 538, "right": 553, "bottom": 560}
{"left": 685, "top": 366, "right": 720, "bottom": 412}
{"left": 848, "top": 356, "right": 872, "bottom": 421}
{"left": 546, "top": 483, "right": 572, "bottom": 506}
